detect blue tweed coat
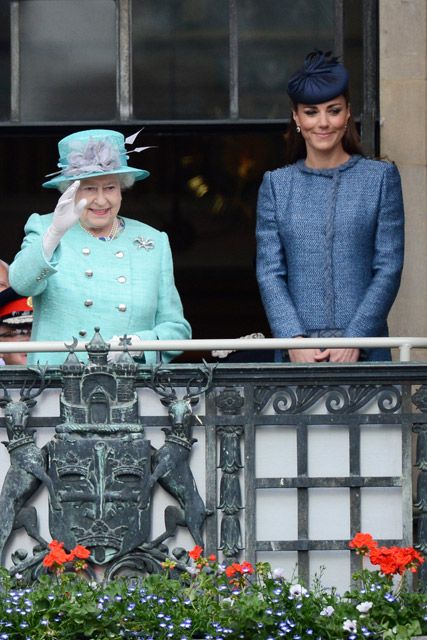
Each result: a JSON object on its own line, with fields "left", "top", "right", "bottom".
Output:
{"left": 256, "top": 155, "right": 405, "bottom": 361}
{"left": 9, "top": 215, "right": 191, "bottom": 365}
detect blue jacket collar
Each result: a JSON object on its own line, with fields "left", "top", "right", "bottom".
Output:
{"left": 296, "top": 154, "right": 362, "bottom": 176}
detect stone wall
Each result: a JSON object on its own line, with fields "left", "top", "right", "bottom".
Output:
{"left": 380, "top": 0, "right": 427, "bottom": 359}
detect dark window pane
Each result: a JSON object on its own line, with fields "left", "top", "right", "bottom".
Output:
{"left": 343, "top": 0, "right": 363, "bottom": 116}
{"left": 133, "top": 0, "right": 229, "bottom": 119}
{"left": 239, "top": 0, "right": 335, "bottom": 119}
{"left": 0, "top": 2, "right": 10, "bottom": 120}
{"left": 19, "top": 0, "right": 116, "bottom": 122}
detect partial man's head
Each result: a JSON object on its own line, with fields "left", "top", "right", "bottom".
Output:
{"left": 0, "top": 289, "right": 32, "bottom": 365}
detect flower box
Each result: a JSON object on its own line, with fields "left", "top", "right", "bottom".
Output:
{"left": 0, "top": 534, "right": 426, "bottom": 639}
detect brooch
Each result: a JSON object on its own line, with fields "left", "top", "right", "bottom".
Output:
{"left": 133, "top": 237, "right": 155, "bottom": 250}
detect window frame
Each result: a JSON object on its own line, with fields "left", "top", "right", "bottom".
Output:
{"left": 7, "top": 0, "right": 378, "bottom": 154}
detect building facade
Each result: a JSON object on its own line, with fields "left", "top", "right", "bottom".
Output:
{"left": 0, "top": 0, "right": 424, "bottom": 356}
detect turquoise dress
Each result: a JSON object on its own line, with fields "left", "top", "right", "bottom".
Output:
{"left": 9, "top": 214, "right": 191, "bottom": 365}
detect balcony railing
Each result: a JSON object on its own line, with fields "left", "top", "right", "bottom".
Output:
{"left": 1, "top": 336, "right": 427, "bottom": 360}
{"left": 0, "top": 335, "right": 426, "bottom": 592}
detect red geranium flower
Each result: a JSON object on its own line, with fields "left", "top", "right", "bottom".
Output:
{"left": 241, "top": 561, "right": 254, "bottom": 574}
{"left": 43, "top": 540, "right": 73, "bottom": 568}
{"left": 71, "top": 544, "right": 91, "bottom": 560}
{"left": 188, "top": 545, "right": 204, "bottom": 560}
{"left": 348, "top": 532, "right": 378, "bottom": 556}
{"left": 350, "top": 533, "right": 425, "bottom": 577}
{"left": 225, "top": 563, "right": 241, "bottom": 578}
{"left": 42, "top": 540, "right": 90, "bottom": 570}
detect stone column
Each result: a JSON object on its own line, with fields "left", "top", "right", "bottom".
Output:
{"left": 379, "top": 0, "right": 427, "bottom": 360}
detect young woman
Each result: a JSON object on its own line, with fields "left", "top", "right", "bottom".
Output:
{"left": 256, "top": 51, "right": 404, "bottom": 362}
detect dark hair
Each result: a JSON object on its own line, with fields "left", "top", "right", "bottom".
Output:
{"left": 283, "top": 91, "right": 365, "bottom": 166}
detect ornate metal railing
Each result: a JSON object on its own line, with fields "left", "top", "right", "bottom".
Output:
{"left": 0, "top": 335, "right": 426, "bottom": 591}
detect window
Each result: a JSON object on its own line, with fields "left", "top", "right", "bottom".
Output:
{"left": 18, "top": 0, "right": 117, "bottom": 121}
{"left": 3, "top": 0, "right": 372, "bottom": 128}
{"left": 133, "top": 0, "right": 230, "bottom": 120}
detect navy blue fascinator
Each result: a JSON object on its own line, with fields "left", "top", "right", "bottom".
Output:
{"left": 287, "top": 50, "right": 349, "bottom": 104}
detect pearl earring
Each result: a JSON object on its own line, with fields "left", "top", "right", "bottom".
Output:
{"left": 296, "top": 125, "right": 301, "bottom": 133}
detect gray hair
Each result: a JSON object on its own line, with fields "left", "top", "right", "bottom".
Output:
{"left": 57, "top": 172, "right": 136, "bottom": 193}
{"left": 118, "top": 173, "right": 136, "bottom": 190}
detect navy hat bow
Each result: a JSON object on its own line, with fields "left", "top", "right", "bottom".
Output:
{"left": 287, "top": 50, "right": 349, "bottom": 105}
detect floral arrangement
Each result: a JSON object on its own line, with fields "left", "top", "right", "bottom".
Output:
{"left": 42, "top": 539, "right": 91, "bottom": 573}
{"left": 66, "top": 137, "right": 121, "bottom": 176}
{"left": 0, "top": 535, "right": 426, "bottom": 640}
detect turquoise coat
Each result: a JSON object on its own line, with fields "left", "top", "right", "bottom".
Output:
{"left": 9, "top": 214, "right": 192, "bottom": 365}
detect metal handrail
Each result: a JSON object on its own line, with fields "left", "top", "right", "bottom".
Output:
{"left": 1, "top": 337, "right": 427, "bottom": 361}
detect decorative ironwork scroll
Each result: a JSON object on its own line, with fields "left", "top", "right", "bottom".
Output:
{"left": 413, "top": 385, "right": 427, "bottom": 589}
{"left": 254, "top": 384, "right": 402, "bottom": 415}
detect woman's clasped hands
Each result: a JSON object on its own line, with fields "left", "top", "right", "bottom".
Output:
{"left": 288, "top": 339, "right": 360, "bottom": 363}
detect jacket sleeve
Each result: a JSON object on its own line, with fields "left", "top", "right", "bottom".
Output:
{"left": 344, "top": 162, "right": 405, "bottom": 337}
{"left": 134, "top": 232, "right": 191, "bottom": 363}
{"left": 9, "top": 213, "right": 60, "bottom": 296}
{"left": 256, "top": 171, "right": 306, "bottom": 338}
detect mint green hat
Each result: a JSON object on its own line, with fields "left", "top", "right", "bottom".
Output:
{"left": 42, "top": 129, "right": 150, "bottom": 189}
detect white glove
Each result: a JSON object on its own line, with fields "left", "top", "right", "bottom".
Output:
{"left": 212, "top": 332, "right": 265, "bottom": 358}
{"left": 107, "top": 335, "right": 145, "bottom": 362}
{"left": 42, "top": 181, "right": 87, "bottom": 259}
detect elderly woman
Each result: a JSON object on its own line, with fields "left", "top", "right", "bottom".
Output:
{"left": 9, "top": 129, "right": 191, "bottom": 365}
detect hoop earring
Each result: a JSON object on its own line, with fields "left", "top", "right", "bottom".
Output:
{"left": 296, "top": 125, "right": 301, "bottom": 133}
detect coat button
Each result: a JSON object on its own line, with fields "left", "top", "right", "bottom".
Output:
{"left": 118, "top": 303, "right": 127, "bottom": 312}
{"left": 117, "top": 276, "right": 126, "bottom": 284}
{"left": 82, "top": 248, "right": 90, "bottom": 256}
{"left": 79, "top": 330, "right": 87, "bottom": 337}
{"left": 85, "top": 270, "right": 93, "bottom": 277}
{"left": 84, "top": 299, "right": 93, "bottom": 307}
{"left": 115, "top": 251, "right": 124, "bottom": 258}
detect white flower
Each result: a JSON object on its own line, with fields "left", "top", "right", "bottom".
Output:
{"left": 320, "top": 606, "right": 335, "bottom": 617}
{"left": 186, "top": 566, "right": 199, "bottom": 576}
{"left": 272, "top": 567, "right": 286, "bottom": 579}
{"left": 343, "top": 619, "right": 357, "bottom": 633}
{"left": 356, "top": 601, "right": 373, "bottom": 613}
{"left": 14, "top": 573, "right": 23, "bottom": 580}
{"left": 289, "top": 584, "right": 308, "bottom": 599}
